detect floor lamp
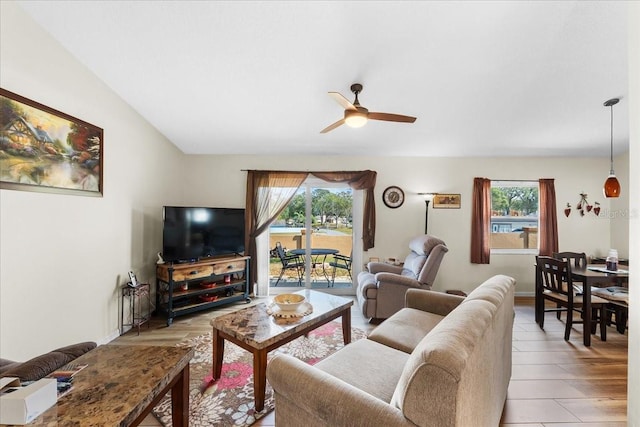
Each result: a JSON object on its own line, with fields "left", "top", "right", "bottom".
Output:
{"left": 418, "top": 193, "right": 436, "bottom": 234}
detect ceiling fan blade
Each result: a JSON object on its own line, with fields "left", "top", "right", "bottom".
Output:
{"left": 320, "top": 118, "right": 345, "bottom": 134}
{"left": 368, "top": 112, "right": 417, "bottom": 123}
{"left": 328, "top": 92, "right": 356, "bottom": 110}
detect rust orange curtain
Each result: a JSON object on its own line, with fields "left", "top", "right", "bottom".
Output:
{"left": 470, "top": 177, "right": 491, "bottom": 264}
{"left": 538, "top": 178, "right": 558, "bottom": 256}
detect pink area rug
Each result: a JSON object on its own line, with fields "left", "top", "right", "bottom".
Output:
{"left": 152, "top": 321, "right": 366, "bottom": 426}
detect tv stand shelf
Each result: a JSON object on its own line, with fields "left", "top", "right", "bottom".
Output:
{"left": 156, "top": 256, "right": 251, "bottom": 326}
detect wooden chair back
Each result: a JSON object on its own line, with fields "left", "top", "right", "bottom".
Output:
{"left": 536, "top": 256, "right": 573, "bottom": 302}
{"left": 552, "top": 251, "right": 587, "bottom": 269}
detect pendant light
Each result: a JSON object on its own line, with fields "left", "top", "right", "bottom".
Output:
{"left": 603, "top": 98, "right": 621, "bottom": 198}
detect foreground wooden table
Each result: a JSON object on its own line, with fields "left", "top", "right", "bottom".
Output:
{"left": 211, "top": 290, "right": 353, "bottom": 412}
{"left": 26, "top": 344, "right": 194, "bottom": 426}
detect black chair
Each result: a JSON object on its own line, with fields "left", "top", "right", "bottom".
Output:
{"left": 274, "top": 242, "right": 304, "bottom": 286}
{"left": 536, "top": 256, "right": 608, "bottom": 342}
{"left": 329, "top": 252, "right": 352, "bottom": 287}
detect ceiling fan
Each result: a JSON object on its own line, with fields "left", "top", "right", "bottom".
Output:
{"left": 320, "top": 83, "right": 417, "bottom": 133}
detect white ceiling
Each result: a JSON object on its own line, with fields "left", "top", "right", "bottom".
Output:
{"left": 17, "top": 1, "right": 629, "bottom": 158}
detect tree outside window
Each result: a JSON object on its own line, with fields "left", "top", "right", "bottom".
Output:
{"left": 490, "top": 181, "right": 539, "bottom": 250}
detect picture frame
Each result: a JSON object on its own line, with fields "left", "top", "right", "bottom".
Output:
{"left": 433, "top": 193, "right": 461, "bottom": 209}
{"left": 0, "top": 88, "right": 103, "bottom": 196}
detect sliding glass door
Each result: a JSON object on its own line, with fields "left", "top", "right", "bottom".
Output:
{"left": 268, "top": 176, "right": 361, "bottom": 294}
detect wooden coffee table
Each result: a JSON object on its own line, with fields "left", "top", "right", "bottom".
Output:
{"left": 27, "top": 344, "right": 194, "bottom": 426}
{"left": 210, "top": 290, "right": 353, "bottom": 411}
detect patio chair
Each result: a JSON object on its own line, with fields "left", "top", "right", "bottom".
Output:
{"left": 329, "top": 252, "right": 352, "bottom": 287}
{"left": 274, "top": 242, "right": 304, "bottom": 286}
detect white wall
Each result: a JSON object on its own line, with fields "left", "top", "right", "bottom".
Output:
{"left": 0, "top": 2, "right": 185, "bottom": 360}
{"left": 183, "top": 154, "right": 628, "bottom": 295}
{"left": 626, "top": 1, "right": 639, "bottom": 424}
{"left": 610, "top": 151, "right": 630, "bottom": 257}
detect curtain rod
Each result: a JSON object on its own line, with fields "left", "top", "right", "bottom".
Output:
{"left": 490, "top": 179, "right": 545, "bottom": 182}
{"left": 240, "top": 169, "right": 371, "bottom": 173}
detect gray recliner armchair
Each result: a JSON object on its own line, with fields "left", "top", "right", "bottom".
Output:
{"left": 357, "top": 234, "right": 448, "bottom": 320}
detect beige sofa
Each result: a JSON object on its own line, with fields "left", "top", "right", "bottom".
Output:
{"left": 267, "top": 275, "right": 516, "bottom": 427}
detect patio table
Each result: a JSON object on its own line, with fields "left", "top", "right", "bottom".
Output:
{"left": 290, "top": 248, "right": 339, "bottom": 282}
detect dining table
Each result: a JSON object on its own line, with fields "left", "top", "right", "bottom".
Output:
{"left": 290, "top": 248, "right": 339, "bottom": 282}
{"left": 535, "top": 263, "right": 629, "bottom": 346}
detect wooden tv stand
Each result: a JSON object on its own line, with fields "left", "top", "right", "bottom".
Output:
{"left": 156, "top": 255, "right": 251, "bottom": 326}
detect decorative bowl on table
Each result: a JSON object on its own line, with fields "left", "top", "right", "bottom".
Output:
{"left": 273, "top": 293, "right": 306, "bottom": 311}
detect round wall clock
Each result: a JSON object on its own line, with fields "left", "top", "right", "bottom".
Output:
{"left": 382, "top": 186, "right": 405, "bottom": 208}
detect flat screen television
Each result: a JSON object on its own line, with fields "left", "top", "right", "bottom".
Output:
{"left": 162, "top": 206, "right": 245, "bottom": 263}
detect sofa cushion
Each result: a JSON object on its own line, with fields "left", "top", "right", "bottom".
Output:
{"left": 315, "top": 338, "right": 409, "bottom": 403}
{"left": 368, "top": 308, "right": 445, "bottom": 354}
{"left": 0, "top": 342, "right": 97, "bottom": 381}
{"left": 402, "top": 252, "right": 426, "bottom": 279}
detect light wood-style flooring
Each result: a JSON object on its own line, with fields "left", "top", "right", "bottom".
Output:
{"left": 114, "top": 296, "right": 628, "bottom": 426}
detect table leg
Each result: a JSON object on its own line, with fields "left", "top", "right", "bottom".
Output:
{"left": 616, "top": 307, "right": 628, "bottom": 334}
{"left": 171, "top": 364, "right": 190, "bottom": 427}
{"left": 341, "top": 308, "right": 351, "bottom": 344}
{"left": 583, "top": 281, "right": 591, "bottom": 346}
{"left": 253, "top": 350, "right": 268, "bottom": 412}
{"left": 212, "top": 328, "right": 225, "bottom": 379}
{"left": 321, "top": 254, "right": 331, "bottom": 283}
{"left": 534, "top": 266, "right": 542, "bottom": 325}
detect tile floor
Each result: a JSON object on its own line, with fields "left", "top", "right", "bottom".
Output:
{"left": 128, "top": 296, "right": 628, "bottom": 426}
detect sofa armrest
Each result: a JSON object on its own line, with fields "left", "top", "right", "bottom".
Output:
{"left": 0, "top": 342, "right": 96, "bottom": 381}
{"left": 405, "top": 288, "right": 465, "bottom": 316}
{"left": 368, "top": 262, "right": 403, "bottom": 275}
{"left": 376, "top": 272, "right": 421, "bottom": 289}
{"left": 267, "top": 354, "right": 412, "bottom": 426}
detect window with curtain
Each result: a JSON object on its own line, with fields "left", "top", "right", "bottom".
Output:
{"left": 490, "top": 181, "right": 539, "bottom": 252}
{"left": 471, "top": 177, "right": 557, "bottom": 264}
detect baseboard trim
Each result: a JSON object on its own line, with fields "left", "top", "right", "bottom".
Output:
{"left": 99, "top": 329, "right": 121, "bottom": 345}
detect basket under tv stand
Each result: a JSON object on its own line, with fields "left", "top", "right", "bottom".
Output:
{"left": 156, "top": 255, "right": 251, "bottom": 326}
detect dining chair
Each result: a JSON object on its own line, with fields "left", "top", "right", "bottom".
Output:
{"left": 329, "top": 251, "right": 352, "bottom": 287}
{"left": 552, "top": 251, "right": 588, "bottom": 320}
{"left": 552, "top": 251, "right": 588, "bottom": 269}
{"left": 274, "top": 242, "right": 305, "bottom": 286}
{"left": 536, "top": 256, "right": 608, "bottom": 342}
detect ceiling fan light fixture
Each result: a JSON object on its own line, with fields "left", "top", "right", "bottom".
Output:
{"left": 321, "top": 83, "right": 415, "bottom": 133}
{"left": 344, "top": 111, "right": 368, "bottom": 128}
{"left": 602, "top": 98, "right": 621, "bottom": 198}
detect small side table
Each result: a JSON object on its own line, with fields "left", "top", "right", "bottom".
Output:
{"left": 121, "top": 283, "right": 151, "bottom": 335}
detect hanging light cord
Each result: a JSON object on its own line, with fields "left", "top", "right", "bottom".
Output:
{"left": 609, "top": 103, "right": 615, "bottom": 174}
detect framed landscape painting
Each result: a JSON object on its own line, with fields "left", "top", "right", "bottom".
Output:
{"left": 433, "top": 193, "right": 461, "bottom": 209}
{"left": 0, "top": 88, "right": 103, "bottom": 196}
